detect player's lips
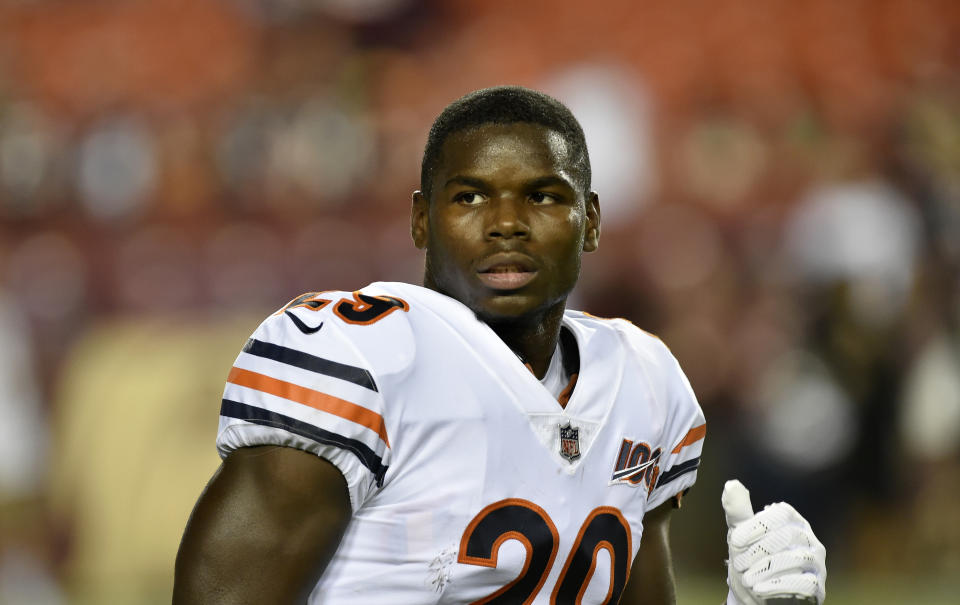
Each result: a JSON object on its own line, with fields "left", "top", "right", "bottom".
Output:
{"left": 476, "top": 254, "right": 538, "bottom": 290}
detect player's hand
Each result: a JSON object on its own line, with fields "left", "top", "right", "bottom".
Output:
{"left": 721, "top": 480, "right": 826, "bottom": 605}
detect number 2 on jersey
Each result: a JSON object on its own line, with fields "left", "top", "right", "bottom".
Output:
{"left": 458, "top": 499, "right": 631, "bottom": 604}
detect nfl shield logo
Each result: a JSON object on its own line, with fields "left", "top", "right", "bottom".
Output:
{"left": 559, "top": 422, "right": 581, "bottom": 461}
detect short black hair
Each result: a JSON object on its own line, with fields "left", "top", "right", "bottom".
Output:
{"left": 420, "top": 86, "right": 591, "bottom": 201}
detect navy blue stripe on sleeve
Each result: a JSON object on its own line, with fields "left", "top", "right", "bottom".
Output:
{"left": 242, "top": 338, "right": 378, "bottom": 392}
{"left": 221, "top": 398, "right": 387, "bottom": 486}
{"left": 655, "top": 456, "right": 700, "bottom": 489}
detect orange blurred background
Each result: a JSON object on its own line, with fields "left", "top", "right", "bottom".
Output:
{"left": 0, "top": 0, "right": 957, "bottom": 602}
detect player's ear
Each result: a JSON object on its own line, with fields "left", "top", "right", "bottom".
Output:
{"left": 411, "top": 190, "right": 429, "bottom": 249}
{"left": 583, "top": 192, "right": 600, "bottom": 253}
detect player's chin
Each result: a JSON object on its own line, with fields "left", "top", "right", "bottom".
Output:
{"left": 472, "top": 291, "right": 557, "bottom": 324}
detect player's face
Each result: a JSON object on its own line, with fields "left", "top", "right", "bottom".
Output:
{"left": 412, "top": 122, "right": 600, "bottom": 322}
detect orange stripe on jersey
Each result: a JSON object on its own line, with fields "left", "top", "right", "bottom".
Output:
{"left": 227, "top": 367, "right": 390, "bottom": 448}
{"left": 671, "top": 423, "right": 706, "bottom": 454}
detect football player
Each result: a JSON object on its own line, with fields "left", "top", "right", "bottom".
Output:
{"left": 174, "top": 86, "right": 826, "bottom": 604}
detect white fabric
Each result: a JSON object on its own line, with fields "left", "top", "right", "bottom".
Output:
{"left": 216, "top": 282, "right": 706, "bottom": 604}
{"left": 722, "top": 480, "right": 826, "bottom": 605}
{"left": 538, "top": 340, "right": 567, "bottom": 399}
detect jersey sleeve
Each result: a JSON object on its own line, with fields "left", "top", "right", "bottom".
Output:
{"left": 216, "top": 292, "right": 396, "bottom": 510}
{"left": 645, "top": 341, "right": 706, "bottom": 511}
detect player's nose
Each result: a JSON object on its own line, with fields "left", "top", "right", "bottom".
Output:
{"left": 485, "top": 195, "right": 530, "bottom": 240}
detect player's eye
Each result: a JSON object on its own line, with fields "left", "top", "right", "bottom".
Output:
{"left": 530, "top": 192, "right": 558, "bottom": 204}
{"left": 455, "top": 192, "right": 486, "bottom": 205}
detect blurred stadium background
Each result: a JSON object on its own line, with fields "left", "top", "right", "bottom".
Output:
{"left": 0, "top": 0, "right": 957, "bottom": 603}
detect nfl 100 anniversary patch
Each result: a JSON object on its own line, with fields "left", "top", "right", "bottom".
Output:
{"left": 558, "top": 422, "right": 580, "bottom": 461}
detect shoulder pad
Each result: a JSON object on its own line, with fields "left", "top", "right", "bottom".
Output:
{"left": 261, "top": 288, "right": 415, "bottom": 379}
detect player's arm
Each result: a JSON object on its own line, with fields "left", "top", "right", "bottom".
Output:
{"left": 173, "top": 445, "right": 352, "bottom": 604}
{"left": 619, "top": 500, "right": 677, "bottom": 605}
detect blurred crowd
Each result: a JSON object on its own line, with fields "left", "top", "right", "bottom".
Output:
{"left": 0, "top": 0, "right": 957, "bottom": 602}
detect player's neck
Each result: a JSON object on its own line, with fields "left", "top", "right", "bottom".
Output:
{"left": 486, "top": 303, "right": 565, "bottom": 380}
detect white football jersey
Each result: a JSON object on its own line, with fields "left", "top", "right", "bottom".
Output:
{"left": 217, "top": 282, "right": 705, "bottom": 604}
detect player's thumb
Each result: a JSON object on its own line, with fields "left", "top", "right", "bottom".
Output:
{"left": 722, "top": 479, "right": 755, "bottom": 528}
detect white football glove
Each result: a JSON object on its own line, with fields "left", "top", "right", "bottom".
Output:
{"left": 722, "top": 480, "right": 826, "bottom": 605}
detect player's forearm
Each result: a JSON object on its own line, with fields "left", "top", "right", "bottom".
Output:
{"left": 620, "top": 577, "right": 676, "bottom": 605}
{"left": 621, "top": 501, "right": 677, "bottom": 605}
